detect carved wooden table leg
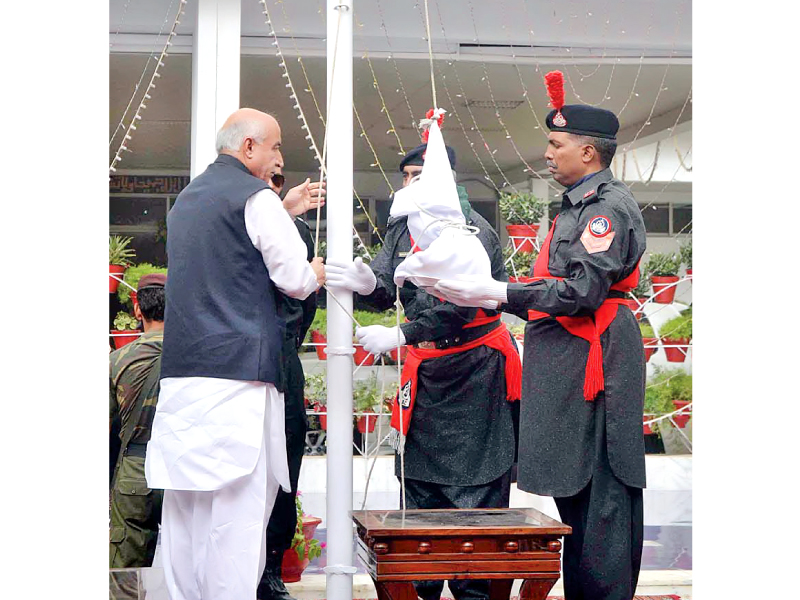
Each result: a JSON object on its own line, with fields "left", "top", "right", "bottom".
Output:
{"left": 373, "top": 579, "right": 418, "bottom": 600}
{"left": 519, "top": 578, "right": 557, "bottom": 600}
{"left": 488, "top": 578, "right": 514, "bottom": 600}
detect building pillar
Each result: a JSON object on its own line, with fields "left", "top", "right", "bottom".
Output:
{"left": 190, "top": 0, "right": 241, "bottom": 179}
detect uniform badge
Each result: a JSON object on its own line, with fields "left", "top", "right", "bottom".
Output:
{"left": 583, "top": 189, "right": 596, "bottom": 200}
{"left": 399, "top": 380, "right": 412, "bottom": 408}
{"left": 398, "top": 251, "right": 410, "bottom": 258}
{"left": 553, "top": 111, "right": 567, "bottom": 127}
{"left": 581, "top": 216, "right": 615, "bottom": 254}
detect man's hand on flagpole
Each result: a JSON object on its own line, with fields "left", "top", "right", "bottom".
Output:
{"left": 433, "top": 278, "right": 508, "bottom": 310}
{"left": 325, "top": 257, "right": 377, "bottom": 295}
{"left": 355, "top": 325, "right": 406, "bottom": 355}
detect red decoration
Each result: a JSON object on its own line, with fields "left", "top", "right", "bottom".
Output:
{"left": 421, "top": 109, "right": 445, "bottom": 142}
{"left": 544, "top": 71, "right": 565, "bottom": 111}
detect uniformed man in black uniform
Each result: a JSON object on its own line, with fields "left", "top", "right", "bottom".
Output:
{"left": 257, "top": 174, "right": 319, "bottom": 600}
{"left": 326, "top": 145, "right": 519, "bottom": 600}
{"left": 435, "top": 96, "right": 648, "bottom": 600}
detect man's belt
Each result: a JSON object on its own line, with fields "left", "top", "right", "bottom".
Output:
{"left": 124, "top": 442, "right": 148, "bottom": 458}
{"left": 415, "top": 319, "right": 501, "bottom": 350}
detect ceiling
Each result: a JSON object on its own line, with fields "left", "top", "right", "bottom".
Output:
{"left": 109, "top": 0, "right": 692, "bottom": 183}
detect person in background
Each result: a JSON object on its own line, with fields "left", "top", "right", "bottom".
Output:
{"left": 109, "top": 273, "right": 167, "bottom": 568}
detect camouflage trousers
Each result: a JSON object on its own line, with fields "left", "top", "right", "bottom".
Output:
{"left": 110, "top": 454, "right": 163, "bottom": 568}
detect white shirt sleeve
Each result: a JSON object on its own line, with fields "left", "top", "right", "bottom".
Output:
{"left": 244, "top": 188, "right": 320, "bottom": 300}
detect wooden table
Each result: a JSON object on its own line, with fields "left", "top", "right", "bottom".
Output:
{"left": 353, "top": 508, "right": 571, "bottom": 600}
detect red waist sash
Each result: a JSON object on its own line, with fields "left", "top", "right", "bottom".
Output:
{"left": 390, "top": 318, "right": 521, "bottom": 436}
{"left": 525, "top": 214, "right": 639, "bottom": 402}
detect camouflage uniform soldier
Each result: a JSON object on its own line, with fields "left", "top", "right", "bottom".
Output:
{"left": 109, "top": 273, "right": 167, "bottom": 568}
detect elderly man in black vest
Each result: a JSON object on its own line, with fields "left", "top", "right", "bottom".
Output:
{"left": 145, "top": 108, "right": 325, "bottom": 600}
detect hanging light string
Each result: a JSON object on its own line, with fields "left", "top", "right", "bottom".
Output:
{"left": 631, "top": 140, "right": 662, "bottom": 185}
{"left": 374, "top": 0, "right": 420, "bottom": 133}
{"left": 259, "top": 0, "right": 382, "bottom": 253}
{"left": 353, "top": 13, "right": 407, "bottom": 155}
{"left": 109, "top": 0, "right": 187, "bottom": 173}
{"left": 463, "top": 0, "right": 559, "bottom": 193}
{"left": 354, "top": 106, "right": 397, "bottom": 198}
{"left": 673, "top": 136, "right": 692, "bottom": 172}
{"left": 110, "top": 0, "right": 169, "bottom": 147}
{"left": 425, "top": 1, "right": 520, "bottom": 193}
{"left": 109, "top": 0, "right": 137, "bottom": 49}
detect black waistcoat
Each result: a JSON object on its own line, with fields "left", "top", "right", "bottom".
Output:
{"left": 161, "top": 154, "right": 285, "bottom": 386}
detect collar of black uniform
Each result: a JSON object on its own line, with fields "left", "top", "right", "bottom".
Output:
{"left": 215, "top": 153, "right": 253, "bottom": 176}
{"left": 562, "top": 168, "right": 613, "bottom": 206}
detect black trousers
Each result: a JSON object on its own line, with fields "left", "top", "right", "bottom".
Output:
{"left": 261, "top": 346, "right": 308, "bottom": 569}
{"left": 402, "top": 469, "right": 512, "bottom": 600}
{"left": 553, "top": 427, "right": 644, "bottom": 600}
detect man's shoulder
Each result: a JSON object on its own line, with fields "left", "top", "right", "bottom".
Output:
{"left": 111, "top": 336, "right": 163, "bottom": 378}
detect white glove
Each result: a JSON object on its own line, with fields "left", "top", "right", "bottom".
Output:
{"left": 355, "top": 325, "right": 406, "bottom": 355}
{"left": 433, "top": 278, "right": 508, "bottom": 309}
{"left": 325, "top": 257, "right": 377, "bottom": 295}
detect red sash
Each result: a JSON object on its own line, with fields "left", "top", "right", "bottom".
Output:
{"left": 525, "top": 216, "right": 639, "bottom": 401}
{"left": 390, "top": 316, "right": 521, "bottom": 436}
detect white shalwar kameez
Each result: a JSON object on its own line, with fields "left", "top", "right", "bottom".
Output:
{"left": 146, "top": 188, "right": 319, "bottom": 600}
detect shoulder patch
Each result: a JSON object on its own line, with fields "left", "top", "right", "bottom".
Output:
{"left": 581, "top": 216, "right": 615, "bottom": 254}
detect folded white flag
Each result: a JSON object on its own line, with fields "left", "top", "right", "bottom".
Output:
{"left": 390, "top": 114, "right": 492, "bottom": 288}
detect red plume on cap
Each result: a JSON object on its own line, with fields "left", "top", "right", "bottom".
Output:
{"left": 544, "top": 71, "right": 565, "bottom": 111}
{"left": 421, "top": 108, "right": 445, "bottom": 143}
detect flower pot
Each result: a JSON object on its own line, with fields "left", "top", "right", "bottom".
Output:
{"left": 686, "top": 267, "right": 692, "bottom": 277}
{"left": 281, "top": 515, "right": 323, "bottom": 583}
{"left": 353, "top": 345, "right": 375, "bottom": 367}
{"left": 314, "top": 406, "right": 328, "bottom": 430}
{"left": 642, "top": 337, "right": 658, "bottom": 362}
{"left": 109, "top": 264, "right": 127, "bottom": 293}
{"left": 509, "top": 276, "right": 536, "bottom": 283}
{"left": 356, "top": 414, "right": 378, "bottom": 434}
{"left": 506, "top": 224, "right": 539, "bottom": 253}
{"left": 626, "top": 299, "right": 643, "bottom": 321}
{"left": 111, "top": 330, "right": 140, "bottom": 349}
{"left": 310, "top": 330, "right": 327, "bottom": 360}
{"left": 389, "top": 345, "right": 408, "bottom": 363}
{"left": 642, "top": 415, "right": 654, "bottom": 435}
{"left": 651, "top": 275, "right": 680, "bottom": 304}
{"left": 663, "top": 337, "right": 690, "bottom": 362}
{"left": 672, "top": 399, "right": 691, "bottom": 427}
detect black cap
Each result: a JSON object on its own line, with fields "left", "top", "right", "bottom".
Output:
{"left": 399, "top": 143, "right": 456, "bottom": 172}
{"left": 545, "top": 105, "right": 619, "bottom": 140}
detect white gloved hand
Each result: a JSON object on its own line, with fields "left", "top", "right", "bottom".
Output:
{"left": 355, "top": 325, "right": 406, "bottom": 355}
{"left": 433, "top": 278, "right": 508, "bottom": 310}
{"left": 325, "top": 257, "right": 377, "bottom": 295}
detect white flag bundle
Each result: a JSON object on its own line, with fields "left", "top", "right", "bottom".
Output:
{"left": 390, "top": 113, "right": 492, "bottom": 289}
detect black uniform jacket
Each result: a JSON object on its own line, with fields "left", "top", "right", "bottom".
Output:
{"left": 503, "top": 168, "right": 648, "bottom": 496}
{"left": 363, "top": 205, "right": 517, "bottom": 486}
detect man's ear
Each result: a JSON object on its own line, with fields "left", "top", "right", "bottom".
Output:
{"left": 581, "top": 143, "right": 597, "bottom": 165}
{"left": 243, "top": 137, "right": 255, "bottom": 158}
{"left": 133, "top": 301, "right": 143, "bottom": 322}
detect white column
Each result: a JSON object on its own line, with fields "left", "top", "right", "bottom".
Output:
{"left": 190, "top": 0, "right": 241, "bottom": 179}
{"left": 325, "top": 2, "right": 354, "bottom": 600}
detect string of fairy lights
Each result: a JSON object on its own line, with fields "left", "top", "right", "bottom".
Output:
{"left": 109, "top": 0, "right": 186, "bottom": 173}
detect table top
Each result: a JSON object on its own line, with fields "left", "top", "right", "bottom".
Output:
{"left": 352, "top": 508, "right": 571, "bottom": 537}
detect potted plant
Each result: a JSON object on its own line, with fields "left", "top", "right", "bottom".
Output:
{"left": 628, "top": 265, "right": 652, "bottom": 321}
{"left": 109, "top": 235, "right": 136, "bottom": 293}
{"left": 499, "top": 191, "right": 547, "bottom": 253}
{"left": 308, "top": 309, "right": 328, "bottom": 360}
{"left": 304, "top": 373, "right": 327, "bottom": 430}
{"left": 646, "top": 252, "right": 681, "bottom": 304}
{"left": 680, "top": 239, "right": 692, "bottom": 277}
{"left": 639, "top": 322, "right": 658, "bottom": 363}
{"left": 353, "top": 376, "right": 381, "bottom": 433}
{"left": 645, "top": 367, "right": 693, "bottom": 440}
{"left": 117, "top": 262, "right": 168, "bottom": 309}
{"left": 660, "top": 308, "right": 692, "bottom": 363}
{"left": 503, "top": 246, "right": 539, "bottom": 282}
{"left": 111, "top": 310, "right": 141, "bottom": 349}
{"left": 281, "top": 492, "right": 324, "bottom": 583}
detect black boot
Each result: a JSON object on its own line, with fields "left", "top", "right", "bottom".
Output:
{"left": 257, "top": 549, "right": 297, "bottom": 600}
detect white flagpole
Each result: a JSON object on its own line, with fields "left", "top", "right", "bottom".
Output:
{"left": 324, "top": 2, "right": 355, "bottom": 600}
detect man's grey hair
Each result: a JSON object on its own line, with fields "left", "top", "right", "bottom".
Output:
{"left": 215, "top": 119, "right": 268, "bottom": 153}
{"left": 576, "top": 135, "right": 617, "bottom": 169}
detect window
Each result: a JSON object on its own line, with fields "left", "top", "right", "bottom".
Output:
{"left": 673, "top": 204, "right": 693, "bottom": 235}
{"left": 640, "top": 203, "right": 670, "bottom": 234}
